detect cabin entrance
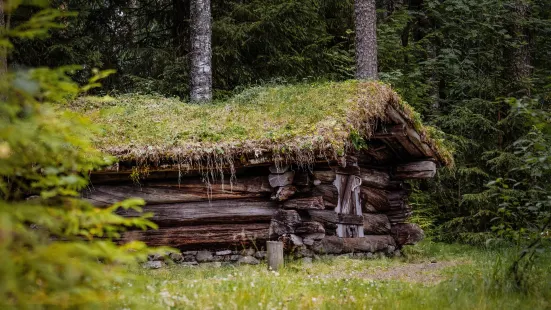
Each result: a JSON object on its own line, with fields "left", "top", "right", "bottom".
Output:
{"left": 334, "top": 174, "right": 364, "bottom": 238}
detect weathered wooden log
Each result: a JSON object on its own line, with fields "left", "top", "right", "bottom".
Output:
{"left": 360, "top": 186, "right": 408, "bottom": 213}
{"left": 312, "top": 170, "right": 336, "bottom": 183}
{"left": 271, "top": 185, "right": 297, "bottom": 201}
{"left": 116, "top": 199, "right": 279, "bottom": 226}
{"left": 295, "top": 221, "right": 325, "bottom": 234}
{"left": 282, "top": 196, "right": 324, "bottom": 210}
{"left": 335, "top": 166, "right": 361, "bottom": 175}
{"left": 363, "top": 214, "right": 391, "bottom": 235}
{"left": 385, "top": 203, "right": 413, "bottom": 224}
{"left": 359, "top": 168, "right": 390, "bottom": 189}
{"left": 120, "top": 223, "right": 270, "bottom": 249}
{"left": 84, "top": 176, "right": 272, "bottom": 205}
{"left": 311, "top": 185, "right": 338, "bottom": 209}
{"left": 307, "top": 210, "right": 364, "bottom": 225}
{"left": 267, "top": 241, "right": 284, "bottom": 271}
{"left": 342, "top": 235, "right": 396, "bottom": 253}
{"left": 394, "top": 161, "right": 437, "bottom": 179}
{"left": 391, "top": 223, "right": 424, "bottom": 246}
{"left": 359, "top": 187, "right": 391, "bottom": 212}
{"left": 269, "top": 172, "right": 295, "bottom": 187}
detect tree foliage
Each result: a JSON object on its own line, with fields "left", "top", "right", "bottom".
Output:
{"left": 0, "top": 2, "right": 162, "bottom": 308}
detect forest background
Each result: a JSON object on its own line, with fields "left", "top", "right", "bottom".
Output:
{"left": 9, "top": 0, "right": 550, "bottom": 244}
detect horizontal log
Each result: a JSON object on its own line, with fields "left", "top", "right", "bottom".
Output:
{"left": 359, "top": 168, "right": 390, "bottom": 188}
{"left": 84, "top": 175, "right": 272, "bottom": 205}
{"left": 312, "top": 170, "right": 336, "bottom": 183}
{"left": 312, "top": 184, "right": 338, "bottom": 209}
{"left": 116, "top": 199, "right": 279, "bottom": 226}
{"left": 120, "top": 223, "right": 270, "bottom": 249}
{"left": 307, "top": 210, "right": 364, "bottom": 225}
{"left": 282, "top": 196, "right": 324, "bottom": 210}
{"left": 334, "top": 166, "right": 361, "bottom": 175}
{"left": 363, "top": 214, "right": 391, "bottom": 235}
{"left": 360, "top": 187, "right": 391, "bottom": 212}
{"left": 342, "top": 235, "right": 396, "bottom": 253}
{"left": 360, "top": 186, "right": 408, "bottom": 213}
{"left": 295, "top": 221, "right": 325, "bottom": 234}
{"left": 394, "top": 161, "right": 437, "bottom": 179}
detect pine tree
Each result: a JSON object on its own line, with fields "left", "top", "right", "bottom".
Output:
{"left": 354, "top": 0, "right": 377, "bottom": 80}
{"left": 190, "top": 0, "right": 212, "bottom": 102}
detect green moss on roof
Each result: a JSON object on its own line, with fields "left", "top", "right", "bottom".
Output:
{"left": 71, "top": 80, "right": 452, "bottom": 167}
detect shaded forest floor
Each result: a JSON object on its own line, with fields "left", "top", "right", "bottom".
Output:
{"left": 114, "top": 241, "right": 551, "bottom": 309}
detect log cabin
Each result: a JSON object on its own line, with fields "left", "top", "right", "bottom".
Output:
{"left": 75, "top": 81, "right": 452, "bottom": 261}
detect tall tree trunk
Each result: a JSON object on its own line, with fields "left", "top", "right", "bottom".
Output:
{"left": 190, "top": 0, "right": 212, "bottom": 102}
{"left": 354, "top": 0, "right": 377, "bottom": 80}
{"left": 0, "top": 1, "right": 7, "bottom": 78}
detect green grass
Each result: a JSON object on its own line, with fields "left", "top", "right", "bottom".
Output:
{"left": 111, "top": 242, "right": 551, "bottom": 309}
{"left": 71, "top": 81, "right": 452, "bottom": 166}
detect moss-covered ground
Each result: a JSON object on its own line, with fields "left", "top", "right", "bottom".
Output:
{"left": 112, "top": 241, "right": 551, "bottom": 309}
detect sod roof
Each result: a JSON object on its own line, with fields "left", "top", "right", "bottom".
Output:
{"left": 71, "top": 81, "right": 452, "bottom": 168}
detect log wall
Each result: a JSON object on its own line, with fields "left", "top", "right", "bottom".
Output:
{"left": 87, "top": 159, "right": 434, "bottom": 256}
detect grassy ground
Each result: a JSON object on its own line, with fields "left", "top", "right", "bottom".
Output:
{"left": 113, "top": 241, "right": 551, "bottom": 310}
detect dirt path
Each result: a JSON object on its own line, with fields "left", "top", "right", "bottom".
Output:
{"left": 327, "top": 260, "right": 465, "bottom": 285}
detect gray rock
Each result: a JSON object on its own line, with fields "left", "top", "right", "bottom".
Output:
{"left": 290, "top": 234, "right": 303, "bottom": 246}
{"left": 254, "top": 251, "right": 267, "bottom": 259}
{"left": 229, "top": 255, "right": 241, "bottom": 261}
{"left": 387, "top": 245, "right": 396, "bottom": 254}
{"left": 312, "top": 236, "right": 344, "bottom": 254}
{"left": 241, "top": 248, "right": 256, "bottom": 256}
{"left": 182, "top": 251, "right": 198, "bottom": 256}
{"left": 216, "top": 250, "right": 232, "bottom": 256}
{"left": 393, "top": 250, "right": 402, "bottom": 257}
{"left": 143, "top": 261, "right": 163, "bottom": 269}
{"left": 180, "top": 261, "right": 198, "bottom": 267}
{"left": 169, "top": 252, "right": 184, "bottom": 262}
{"left": 183, "top": 255, "right": 197, "bottom": 262}
{"left": 238, "top": 255, "right": 260, "bottom": 265}
{"left": 212, "top": 255, "right": 224, "bottom": 262}
{"left": 196, "top": 251, "right": 214, "bottom": 263}
{"left": 302, "top": 257, "right": 313, "bottom": 265}
{"left": 302, "top": 233, "right": 325, "bottom": 246}
{"left": 365, "top": 252, "right": 374, "bottom": 259}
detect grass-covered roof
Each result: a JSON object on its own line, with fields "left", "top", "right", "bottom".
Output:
{"left": 71, "top": 81, "right": 452, "bottom": 168}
